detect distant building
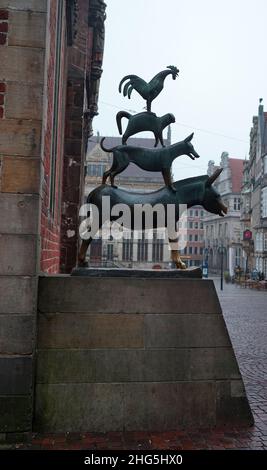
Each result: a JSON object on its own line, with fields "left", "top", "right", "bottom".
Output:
{"left": 84, "top": 134, "right": 204, "bottom": 268}
{"left": 180, "top": 207, "right": 205, "bottom": 267}
{"left": 240, "top": 101, "right": 267, "bottom": 277}
{"left": 203, "top": 153, "right": 245, "bottom": 276}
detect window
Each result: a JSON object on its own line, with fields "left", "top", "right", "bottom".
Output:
{"left": 137, "top": 233, "right": 148, "bottom": 262}
{"left": 122, "top": 235, "right": 133, "bottom": 261}
{"left": 194, "top": 222, "right": 198, "bottom": 229}
{"left": 194, "top": 247, "right": 198, "bottom": 254}
{"left": 262, "top": 187, "right": 267, "bottom": 218}
{"left": 189, "top": 222, "right": 193, "bottom": 229}
{"left": 152, "top": 232, "right": 164, "bottom": 262}
{"left": 189, "top": 234, "right": 193, "bottom": 241}
{"left": 235, "top": 247, "right": 242, "bottom": 266}
{"left": 195, "top": 210, "right": 198, "bottom": 217}
{"left": 184, "top": 247, "right": 187, "bottom": 254}
{"left": 189, "top": 210, "right": 193, "bottom": 217}
{"left": 200, "top": 247, "right": 203, "bottom": 255}
{"left": 87, "top": 163, "right": 106, "bottom": 177}
{"left": 264, "top": 233, "right": 267, "bottom": 251}
{"left": 200, "top": 210, "right": 204, "bottom": 217}
{"left": 189, "top": 246, "right": 193, "bottom": 254}
{"left": 256, "top": 232, "right": 263, "bottom": 252}
{"left": 107, "top": 243, "right": 114, "bottom": 261}
{"left": 90, "top": 238, "right": 102, "bottom": 260}
{"left": 234, "top": 198, "right": 240, "bottom": 210}
{"left": 200, "top": 222, "right": 203, "bottom": 229}
{"left": 194, "top": 234, "right": 198, "bottom": 241}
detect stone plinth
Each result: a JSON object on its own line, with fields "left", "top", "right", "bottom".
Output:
{"left": 35, "top": 274, "right": 253, "bottom": 432}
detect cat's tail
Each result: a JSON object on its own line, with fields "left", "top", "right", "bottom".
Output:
{"left": 116, "top": 111, "right": 131, "bottom": 135}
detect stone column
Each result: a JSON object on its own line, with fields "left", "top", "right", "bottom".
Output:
{"left": 0, "top": 0, "right": 47, "bottom": 436}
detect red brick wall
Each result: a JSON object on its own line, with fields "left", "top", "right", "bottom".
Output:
{"left": 0, "top": 9, "right": 8, "bottom": 119}
{"left": 60, "top": 0, "right": 94, "bottom": 273}
{"left": 40, "top": 0, "right": 105, "bottom": 273}
{"left": 40, "top": 0, "right": 67, "bottom": 273}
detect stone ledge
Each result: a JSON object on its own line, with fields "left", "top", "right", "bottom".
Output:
{"left": 71, "top": 267, "right": 202, "bottom": 278}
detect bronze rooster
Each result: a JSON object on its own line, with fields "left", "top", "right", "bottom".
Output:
{"left": 118, "top": 66, "right": 179, "bottom": 112}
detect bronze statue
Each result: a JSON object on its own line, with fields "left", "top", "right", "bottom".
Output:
{"left": 116, "top": 111, "right": 175, "bottom": 147}
{"left": 119, "top": 66, "right": 179, "bottom": 112}
{"left": 101, "top": 133, "right": 200, "bottom": 191}
{"left": 77, "top": 64, "right": 225, "bottom": 271}
{"left": 78, "top": 169, "right": 227, "bottom": 269}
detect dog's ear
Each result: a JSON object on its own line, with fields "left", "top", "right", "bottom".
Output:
{"left": 184, "top": 132, "right": 194, "bottom": 142}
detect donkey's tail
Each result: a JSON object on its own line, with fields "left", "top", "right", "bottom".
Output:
{"left": 116, "top": 111, "right": 131, "bottom": 135}
{"left": 100, "top": 137, "right": 114, "bottom": 153}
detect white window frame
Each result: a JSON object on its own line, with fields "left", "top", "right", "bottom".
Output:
{"left": 262, "top": 187, "right": 267, "bottom": 218}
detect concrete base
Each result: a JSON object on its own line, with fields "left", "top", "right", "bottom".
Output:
{"left": 35, "top": 274, "right": 253, "bottom": 432}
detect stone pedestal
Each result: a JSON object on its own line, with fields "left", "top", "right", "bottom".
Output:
{"left": 35, "top": 274, "right": 253, "bottom": 432}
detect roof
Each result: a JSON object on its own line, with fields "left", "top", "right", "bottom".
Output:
{"left": 87, "top": 136, "right": 169, "bottom": 181}
{"left": 228, "top": 158, "right": 245, "bottom": 193}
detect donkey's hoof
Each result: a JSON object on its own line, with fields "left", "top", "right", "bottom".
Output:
{"left": 176, "top": 261, "right": 186, "bottom": 270}
{"left": 77, "top": 260, "right": 89, "bottom": 268}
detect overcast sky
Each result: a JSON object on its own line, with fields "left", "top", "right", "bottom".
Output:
{"left": 92, "top": 0, "right": 267, "bottom": 180}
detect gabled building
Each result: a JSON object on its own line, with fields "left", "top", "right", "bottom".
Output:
{"left": 203, "top": 152, "right": 245, "bottom": 276}
{"left": 240, "top": 101, "right": 267, "bottom": 277}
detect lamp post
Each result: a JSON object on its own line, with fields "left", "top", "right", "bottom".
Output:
{"left": 218, "top": 244, "right": 226, "bottom": 291}
{"left": 202, "top": 247, "right": 209, "bottom": 278}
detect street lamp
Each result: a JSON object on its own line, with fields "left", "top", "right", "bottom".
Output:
{"left": 218, "top": 244, "right": 227, "bottom": 291}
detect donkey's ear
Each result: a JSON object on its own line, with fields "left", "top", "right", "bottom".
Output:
{"left": 205, "top": 168, "right": 223, "bottom": 186}
{"left": 184, "top": 132, "right": 194, "bottom": 142}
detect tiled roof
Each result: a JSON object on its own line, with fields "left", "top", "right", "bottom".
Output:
{"left": 228, "top": 158, "right": 245, "bottom": 193}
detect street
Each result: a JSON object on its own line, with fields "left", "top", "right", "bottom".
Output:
{"left": 215, "top": 279, "right": 267, "bottom": 442}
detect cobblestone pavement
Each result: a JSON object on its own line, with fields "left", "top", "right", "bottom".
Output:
{"left": 3, "top": 280, "right": 267, "bottom": 450}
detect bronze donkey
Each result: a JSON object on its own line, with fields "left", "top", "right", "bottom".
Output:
{"left": 78, "top": 169, "right": 227, "bottom": 269}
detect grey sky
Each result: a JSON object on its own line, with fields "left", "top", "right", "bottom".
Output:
{"left": 93, "top": 0, "right": 267, "bottom": 180}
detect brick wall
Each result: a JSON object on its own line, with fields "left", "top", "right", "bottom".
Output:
{"left": 40, "top": 0, "right": 67, "bottom": 273}
{"left": 60, "top": 0, "right": 106, "bottom": 273}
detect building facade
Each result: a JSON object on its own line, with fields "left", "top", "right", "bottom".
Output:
{"left": 84, "top": 135, "right": 204, "bottom": 268}
{"left": 180, "top": 206, "right": 205, "bottom": 267}
{"left": 0, "top": 0, "right": 105, "bottom": 435}
{"left": 203, "top": 153, "right": 245, "bottom": 276}
{"left": 240, "top": 101, "right": 267, "bottom": 277}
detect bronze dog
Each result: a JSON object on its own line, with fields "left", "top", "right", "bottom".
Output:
{"left": 101, "top": 133, "right": 200, "bottom": 191}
